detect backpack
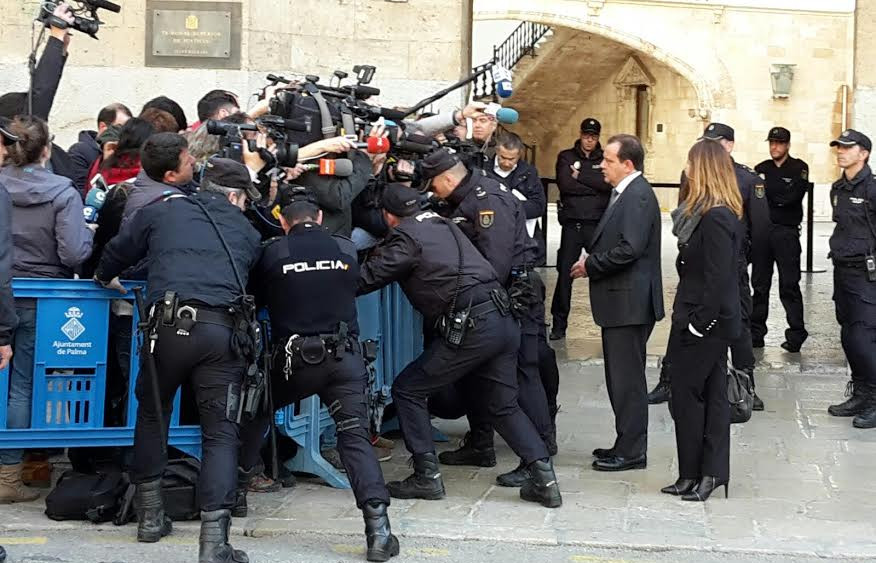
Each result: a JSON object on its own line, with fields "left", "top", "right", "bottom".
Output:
{"left": 115, "top": 458, "right": 201, "bottom": 524}
{"left": 44, "top": 470, "right": 130, "bottom": 523}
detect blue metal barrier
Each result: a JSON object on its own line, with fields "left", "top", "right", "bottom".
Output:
{"left": 0, "top": 279, "right": 424, "bottom": 491}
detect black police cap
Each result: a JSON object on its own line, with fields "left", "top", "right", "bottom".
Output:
{"left": 382, "top": 183, "right": 422, "bottom": 217}
{"left": 766, "top": 127, "right": 791, "bottom": 143}
{"left": 0, "top": 117, "right": 18, "bottom": 147}
{"left": 831, "top": 129, "right": 872, "bottom": 152}
{"left": 203, "top": 157, "right": 259, "bottom": 201}
{"left": 580, "top": 118, "right": 601, "bottom": 135}
{"left": 420, "top": 149, "right": 461, "bottom": 181}
{"left": 277, "top": 185, "right": 318, "bottom": 209}
{"left": 700, "top": 122, "right": 735, "bottom": 142}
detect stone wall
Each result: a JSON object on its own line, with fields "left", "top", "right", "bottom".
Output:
{"left": 855, "top": 0, "right": 876, "bottom": 135}
{"left": 0, "top": 0, "right": 472, "bottom": 148}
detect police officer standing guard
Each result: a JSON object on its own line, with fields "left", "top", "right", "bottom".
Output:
{"left": 826, "top": 130, "right": 876, "bottom": 429}
{"left": 236, "top": 188, "right": 398, "bottom": 562}
{"left": 550, "top": 118, "right": 612, "bottom": 340}
{"left": 95, "top": 158, "right": 262, "bottom": 563}
{"left": 359, "top": 183, "right": 562, "bottom": 508}
{"left": 752, "top": 127, "right": 810, "bottom": 352}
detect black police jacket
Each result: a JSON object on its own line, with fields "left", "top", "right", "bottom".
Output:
{"left": 442, "top": 170, "right": 535, "bottom": 285}
{"left": 672, "top": 206, "right": 742, "bottom": 341}
{"left": 253, "top": 222, "right": 359, "bottom": 342}
{"left": 96, "top": 192, "right": 262, "bottom": 307}
{"left": 734, "top": 161, "right": 771, "bottom": 262}
{"left": 0, "top": 186, "right": 17, "bottom": 346}
{"left": 358, "top": 210, "right": 501, "bottom": 325}
{"left": 297, "top": 150, "right": 372, "bottom": 237}
{"left": 555, "top": 141, "right": 612, "bottom": 222}
{"left": 829, "top": 164, "right": 876, "bottom": 262}
{"left": 754, "top": 156, "right": 810, "bottom": 226}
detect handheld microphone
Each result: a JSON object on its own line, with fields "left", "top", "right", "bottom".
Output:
{"left": 492, "top": 65, "right": 514, "bottom": 99}
{"left": 301, "top": 158, "right": 354, "bottom": 177}
{"left": 355, "top": 137, "right": 390, "bottom": 154}
{"left": 496, "top": 107, "right": 519, "bottom": 125}
{"left": 83, "top": 184, "right": 107, "bottom": 224}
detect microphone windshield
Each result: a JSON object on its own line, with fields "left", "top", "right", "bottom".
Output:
{"left": 496, "top": 107, "right": 519, "bottom": 125}
{"left": 367, "top": 137, "right": 391, "bottom": 154}
{"left": 328, "top": 158, "right": 354, "bottom": 177}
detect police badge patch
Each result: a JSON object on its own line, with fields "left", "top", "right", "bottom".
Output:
{"left": 755, "top": 184, "right": 765, "bottom": 199}
{"left": 479, "top": 210, "right": 495, "bottom": 228}
{"left": 832, "top": 194, "right": 838, "bottom": 207}
{"left": 801, "top": 168, "right": 808, "bottom": 181}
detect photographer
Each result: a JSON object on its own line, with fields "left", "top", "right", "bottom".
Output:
{"left": 0, "top": 3, "right": 77, "bottom": 182}
{"left": 0, "top": 115, "right": 92, "bottom": 504}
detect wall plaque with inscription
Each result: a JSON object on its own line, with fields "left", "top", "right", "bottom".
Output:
{"left": 145, "top": 1, "right": 241, "bottom": 69}
{"left": 152, "top": 10, "right": 231, "bottom": 58}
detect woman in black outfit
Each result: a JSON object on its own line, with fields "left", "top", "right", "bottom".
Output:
{"left": 662, "top": 139, "right": 743, "bottom": 502}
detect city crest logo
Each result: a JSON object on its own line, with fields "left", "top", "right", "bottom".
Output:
{"left": 61, "top": 307, "right": 86, "bottom": 341}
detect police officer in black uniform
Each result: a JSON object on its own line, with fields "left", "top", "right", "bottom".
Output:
{"left": 752, "top": 127, "right": 810, "bottom": 352}
{"left": 421, "top": 150, "right": 555, "bottom": 486}
{"left": 236, "top": 188, "right": 398, "bottom": 562}
{"left": 826, "top": 130, "right": 876, "bottom": 429}
{"left": 359, "top": 183, "right": 562, "bottom": 508}
{"left": 550, "top": 118, "right": 612, "bottom": 340}
{"left": 648, "top": 124, "right": 766, "bottom": 411}
{"left": 95, "top": 158, "right": 262, "bottom": 563}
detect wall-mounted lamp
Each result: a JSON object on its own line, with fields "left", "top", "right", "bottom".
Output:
{"left": 770, "top": 64, "right": 796, "bottom": 98}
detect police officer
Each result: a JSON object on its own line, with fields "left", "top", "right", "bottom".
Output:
{"left": 648, "top": 123, "right": 766, "bottom": 411}
{"left": 826, "top": 130, "right": 876, "bottom": 429}
{"left": 236, "top": 188, "right": 398, "bottom": 562}
{"left": 420, "top": 149, "right": 555, "bottom": 486}
{"left": 95, "top": 158, "right": 262, "bottom": 563}
{"left": 752, "top": 127, "right": 810, "bottom": 352}
{"left": 359, "top": 183, "right": 562, "bottom": 508}
{"left": 550, "top": 118, "right": 612, "bottom": 340}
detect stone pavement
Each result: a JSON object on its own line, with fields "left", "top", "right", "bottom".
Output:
{"left": 3, "top": 363, "right": 873, "bottom": 560}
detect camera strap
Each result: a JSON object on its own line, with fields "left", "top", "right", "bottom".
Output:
{"left": 303, "top": 82, "right": 337, "bottom": 139}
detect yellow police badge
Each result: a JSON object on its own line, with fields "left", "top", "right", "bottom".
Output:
{"left": 479, "top": 210, "right": 495, "bottom": 228}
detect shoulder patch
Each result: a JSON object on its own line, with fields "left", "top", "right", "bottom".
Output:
{"left": 755, "top": 184, "right": 765, "bottom": 199}
{"left": 801, "top": 168, "right": 808, "bottom": 181}
{"left": 479, "top": 210, "right": 495, "bottom": 228}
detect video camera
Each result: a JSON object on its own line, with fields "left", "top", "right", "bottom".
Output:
{"left": 205, "top": 116, "right": 299, "bottom": 169}
{"left": 38, "top": 0, "right": 121, "bottom": 40}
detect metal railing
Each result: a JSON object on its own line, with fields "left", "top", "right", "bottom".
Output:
{"left": 472, "top": 21, "right": 552, "bottom": 100}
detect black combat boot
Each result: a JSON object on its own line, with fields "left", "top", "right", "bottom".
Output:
{"left": 231, "top": 467, "right": 255, "bottom": 518}
{"left": 829, "top": 381, "right": 869, "bottom": 417}
{"left": 198, "top": 509, "right": 249, "bottom": 563}
{"left": 496, "top": 460, "right": 530, "bottom": 488}
{"left": 386, "top": 453, "right": 445, "bottom": 500}
{"left": 438, "top": 425, "right": 496, "bottom": 467}
{"left": 362, "top": 501, "right": 400, "bottom": 562}
{"left": 647, "top": 358, "right": 671, "bottom": 405}
{"left": 746, "top": 367, "right": 765, "bottom": 411}
{"left": 135, "top": 479, "right": 172, "bottom": 543}
{"left": 852, "top": 385, "right": 876, "bottom": 429}
{"left": 519, "top": 458, "right": 562, "bottom": 508}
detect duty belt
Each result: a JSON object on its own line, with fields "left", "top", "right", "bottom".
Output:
{"left": 175, "top": 304, "right": 236, "bottom": 329}
{"left": 833, "top": 258, "right": 865, "bottom": 269}
{"left": 281, "top": 333, "right": 361, "bottom": 380}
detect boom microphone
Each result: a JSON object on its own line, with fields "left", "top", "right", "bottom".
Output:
{"left": 301, "top": 158, "right": 354, "bottom": 177}
{"left": 87, "top": 0, "right": 122, "bottom": 13}
{"left": 496, "top": 107, "right": 519, "bottom": 125}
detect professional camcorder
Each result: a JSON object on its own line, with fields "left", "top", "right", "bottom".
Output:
{"left": 38, "top": 0, "right": 121, "bottom": 39}
{"left": 206, "top": 116, "right": 300, "bottom": 169}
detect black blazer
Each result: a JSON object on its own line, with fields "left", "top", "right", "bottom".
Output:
{"left": 585, "top": 174, "right": 665, "bottom": 328}
{"left": 671, "top": 206, "right": 742, "bottom": 341}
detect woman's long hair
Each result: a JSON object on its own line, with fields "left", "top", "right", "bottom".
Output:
{"left": 6, "top": 115, "right": 50, "bottom": 167}
{"left": 101, "top": 117, "right": 154, "bottom": 172}
{"left": 683, "top": 139, "right": 743, "bottom": 219}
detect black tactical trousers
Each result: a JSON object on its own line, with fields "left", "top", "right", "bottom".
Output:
{"left": 834, "top": 265, "right": 876, "bottom": 386}
{"left": 131, "top": 322, "right": 244, "bottom": 512}
{"left": 751, "top": 224, "right": 807, "bottom": 346}
{"left": 393, "top": 309, "right": 549, "bottom": 464}
{"left": 729, "top": 262, "right": 756, "bottom": 373}
{"left": 238, "top": 347, "right": 389, "bottom": 508}
{"left": 551, "top": 220, "right": 598, "bottom": 331}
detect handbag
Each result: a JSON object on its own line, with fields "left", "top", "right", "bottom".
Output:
{"left": 727, "top": 366, "right": 754, "bottom": 424}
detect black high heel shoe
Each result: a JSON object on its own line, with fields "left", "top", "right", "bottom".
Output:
{"left": 660, "top": 478, "right": 698, "bottom": 496}
{"left": 681, "top": 476, "right": 728, "bottom": 502}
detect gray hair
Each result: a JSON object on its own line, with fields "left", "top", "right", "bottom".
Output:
{"left": 497, "top": 132, "right": 524, "bottom": 153}
{"left": 202, "top": 179, "right": 244, "bottom": 196}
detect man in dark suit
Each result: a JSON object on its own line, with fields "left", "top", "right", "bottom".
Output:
{"left": 571, "top": 134, "right": 664, "bottom": 472}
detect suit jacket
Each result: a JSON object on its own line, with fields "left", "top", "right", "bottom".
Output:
{"left": 585, "top": 174, "right": 664, "bottom": 328}
{"left": 671, "top": 206, "right": 742, "bottom": 342}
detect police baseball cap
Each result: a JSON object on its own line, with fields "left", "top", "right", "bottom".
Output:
{"left": 766, "top": 127, "right": 791, "bottom": 143}
{"left": 203, "top": 157, "right": 260, "bottom": 201}
{"left": 277, "top": 185, "right": 317, "bottom": 209}
{"left": 382, "top": 183, "right": 422, "bottom": 217}
{"left": 830, "top": 129, "right": 872, "bottom": 152}
{"left": 580, "top": 118, "right": 601, "bottom": 135}
{"left": 420, "top": 149, "right": 461, "bottom": 181}
{"left": 0, "top": 117, "right": 18, "bottom": 147}
{"left": 700, "top": 123, "right": 735, "bottom": 142}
